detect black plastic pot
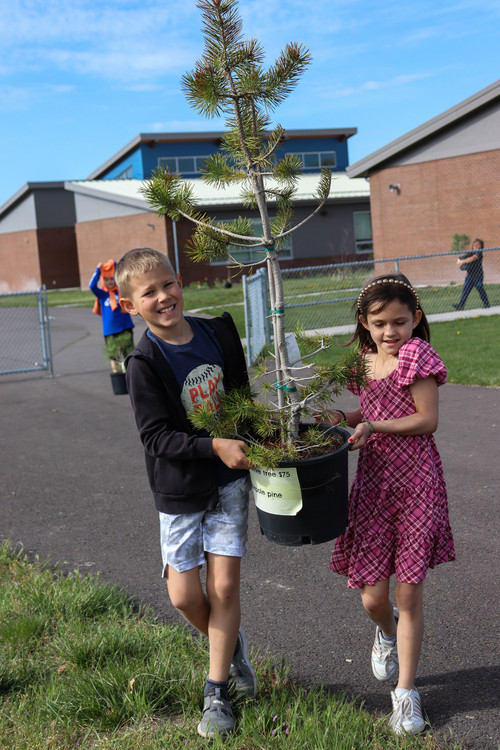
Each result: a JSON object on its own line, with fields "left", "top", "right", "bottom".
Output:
{"left": 253, "top": 426, "right": 349, "bottom": 546}
{"left": 110, "top": 372, "right": 128, "bottom": 395}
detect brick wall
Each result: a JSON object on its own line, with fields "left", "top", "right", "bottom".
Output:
{"left": 75, "top": 213, "right": 169, "bottom": 288}
{"left": 369, "top": 150, "right": 500, "bottom": 283}
{"left": 38, "top": 227, "right": 79, "bottom": 289}
{"left": 0, "top": 229, "right": 41, "bottom": 292}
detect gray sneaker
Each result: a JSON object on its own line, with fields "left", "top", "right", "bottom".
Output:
{"left": 197, "top": 687, "right": 234, "bottom": 738}
{"left": 229, "top": 630, "right": 257, "bottom": 698}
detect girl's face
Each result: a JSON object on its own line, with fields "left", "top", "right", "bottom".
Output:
{"left": 360, "top": 298, "right": 422, "bottom": 356}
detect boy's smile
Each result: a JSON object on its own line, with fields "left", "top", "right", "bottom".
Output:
{"left": 121, "top": 267, "right": 192, "bottom": 343}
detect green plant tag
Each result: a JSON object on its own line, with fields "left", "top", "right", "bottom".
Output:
{"left": 250, "top": 467, "right": 303, "bottom": 516}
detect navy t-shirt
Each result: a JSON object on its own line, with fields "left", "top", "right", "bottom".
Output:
{"left": 460, "top": 250, "right": 483, "bottom": 279}
{"left": 147, "top": 317, "right": 243, "bottom": 487}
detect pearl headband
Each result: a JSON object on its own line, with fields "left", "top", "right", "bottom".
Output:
{"left": 357, "top": 278, "right": 420, "bottom": 312}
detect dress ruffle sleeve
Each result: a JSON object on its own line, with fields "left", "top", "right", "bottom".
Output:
{"left": 397, "top": 337, "right": 447, "bottom": 387}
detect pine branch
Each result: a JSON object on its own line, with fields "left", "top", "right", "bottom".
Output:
{"left": 200, "top": 153, "right": 247, "bottom": 186}
{"left": 263, "top": 42, "right": 312, "bottom": 110}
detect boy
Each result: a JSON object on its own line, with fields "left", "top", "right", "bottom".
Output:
{"left": 115, "top": 248, "right": 256, "bottom": 738}
{"left": 89, "top": 259, "right": 134, "bottom": 373}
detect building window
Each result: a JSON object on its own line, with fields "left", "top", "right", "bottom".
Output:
{"left": 353, "top": 211, "right": 373, "bottom": 254}
{"left": 158, "top": 155, "right": 209, "bottom": 176}
{"left": 288, "top": 151, "right": 337, "bottom": 171}
{"left": 213, "top": 217, "right": 293, "bottom": 265}
{"left": 116, "top": 165, "right": 133, "bottom": 179}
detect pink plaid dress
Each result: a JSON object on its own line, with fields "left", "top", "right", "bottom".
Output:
{"left": 330, "top": 337, "right": 455, "bottom": 588}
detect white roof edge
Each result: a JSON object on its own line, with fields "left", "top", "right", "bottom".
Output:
{"left": 66, "top": 172, "right": 369, "bottom": 210}
{"left": 347, "top": 79, "right": 500, "bottom": 178}
{"left": 64, "top": 180, "right": 150, "bottom": 211}
{"left": 86, "top": 128, "right": 358, "bottom": 180}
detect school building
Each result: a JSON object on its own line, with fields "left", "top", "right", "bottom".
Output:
{"left": 0, "top": 129, "right": 371, "bottom": 292}
{"left": 1, "top": 79, "right": 498, "bottom": 293}
{"left": 347, "top": 79, "right": 500, "bottom": 284}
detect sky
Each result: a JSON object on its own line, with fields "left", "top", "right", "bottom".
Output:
{"left": 1, "top": 0, "right": 499, "bottom": 207}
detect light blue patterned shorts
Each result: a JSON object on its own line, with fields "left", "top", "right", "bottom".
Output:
{"left": 159, "top": 476, "right": 250, "bottom": 574}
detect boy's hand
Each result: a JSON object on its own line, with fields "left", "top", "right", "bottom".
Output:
{"left": 313, "top": 410, "right": 340, "bottom": 425}
{"left": 212, "top": 438, "right": 252, "bottom": 470}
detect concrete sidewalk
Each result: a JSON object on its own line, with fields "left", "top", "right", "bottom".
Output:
{"left": 1, "top": 306, "right": 498, "bottom": 749}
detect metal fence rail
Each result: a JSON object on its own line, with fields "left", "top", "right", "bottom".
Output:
{"left": 244, "top": 247, "right": 499, "bottom": 363}
{"left": 280, "top": 246, "right": 500, "bottom": 334}
{"left": 0, "top": 287, "right": 54, "bottom": 376}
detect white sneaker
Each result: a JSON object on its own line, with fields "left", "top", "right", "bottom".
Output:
{"left": 389, "top": 687, "right": 426, "bottom": 735}
{"left": 371, "top": 607, "right": 399, "bottom": 681}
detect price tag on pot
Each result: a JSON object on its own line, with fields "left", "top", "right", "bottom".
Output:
{"left": 250, "top": 467, "right": 303, "bottom": 516}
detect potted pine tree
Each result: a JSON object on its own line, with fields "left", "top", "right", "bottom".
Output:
{"left": 105, "top": 331, "right": 133, "bottom": 395}
{"left": 142, "top": 0, "right": 366, "bottom": 545}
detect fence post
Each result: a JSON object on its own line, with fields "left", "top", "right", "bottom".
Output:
{"left": 39, "top": 286, "right": 54, "bottom": 377}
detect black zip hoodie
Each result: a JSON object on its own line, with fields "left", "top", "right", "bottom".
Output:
{"left": 125, "top": 312, "right": 249, "bottom": 514}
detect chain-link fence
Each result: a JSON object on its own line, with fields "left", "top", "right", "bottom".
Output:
{"left": 280, "top": 246, "right": 500, "bottom": 335}
{"left": 243, "top": 247, "right": 499, "bottom": 363}
{"left": 0, "top": 287, "right": 53, "bottom": 376}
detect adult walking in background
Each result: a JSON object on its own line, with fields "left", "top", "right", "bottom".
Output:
{"left": 453, "top": 238, "right": 490, "bottom": 310}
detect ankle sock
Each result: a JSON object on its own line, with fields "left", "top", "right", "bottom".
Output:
{"left": 381, "top": 632, "right": 397, "bottom": 643}
{"left": 204, "top": 678, "right": 230, "bottom": 699}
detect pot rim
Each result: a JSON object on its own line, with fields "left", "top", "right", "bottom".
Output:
{"left": 276, "top": 424, "right": 350, "bottom": 469}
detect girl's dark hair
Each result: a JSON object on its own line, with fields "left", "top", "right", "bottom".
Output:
{"left": 348, "top": 272, "right": 430, "bottom": 351}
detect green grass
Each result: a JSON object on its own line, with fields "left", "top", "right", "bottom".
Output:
{"left": 428, "top": 316, "right": 499, "bottom": 387}
{"left": 23, "top": 285, "right": 500, "bottom": 387}
{"left": 304, "top": 316, "right": 500, "bottom": 388}
{"left": 0, "top": 544, "right": 463, "bottom": 749}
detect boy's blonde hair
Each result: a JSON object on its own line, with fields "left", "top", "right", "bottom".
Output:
{"left": 115, "top": 248, "right": 176, "bottom": 299}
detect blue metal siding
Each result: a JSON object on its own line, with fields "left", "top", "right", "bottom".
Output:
{"left": 101, "top": 149, "right": 144, "bottom": 180}
{"left": 101, "top": 134, "right": 350, "bottom": 180}
{"left": 141, "top": 139, "right": 221, "bottom": 177}
{"left": 279, "top": 136, "right": 349, "bottom": 171}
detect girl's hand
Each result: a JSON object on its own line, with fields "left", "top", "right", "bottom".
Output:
{"left": 347, "top": 421, "right": 371, "bottom": 451}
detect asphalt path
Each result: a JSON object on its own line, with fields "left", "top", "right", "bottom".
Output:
{"left": 1, "top": 307, "right": 498, "bottom": 749}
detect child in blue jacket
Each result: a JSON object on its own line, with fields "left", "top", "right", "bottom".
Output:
{"left": 89, "top": 259, "right": 134, "bottom": 373}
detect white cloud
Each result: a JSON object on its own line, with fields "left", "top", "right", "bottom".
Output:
{"left": 40, "top": 45, "right": 196, "bottom": 81}
{"left": 0, "top": 0, "right": 199, "bottom": 81}
{"left": 322, "top": 73, "right": 434, "bottom": 99}
{"left": 0, "top": 82, "right": 75, "bottom": 111}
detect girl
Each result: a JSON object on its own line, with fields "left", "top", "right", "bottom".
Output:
{"left": 324, "top": 274, "right": 455, "bottom": 735}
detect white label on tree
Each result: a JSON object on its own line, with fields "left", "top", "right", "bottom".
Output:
{"left": 250, "top": 466, "right": 303, "bottom": 516}
{"left": 285, "top": 332, "right": 303, "bottom": 372}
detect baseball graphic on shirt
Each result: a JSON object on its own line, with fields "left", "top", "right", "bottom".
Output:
{"left": 181, "top": 363, "right": 225, "bottom": 414}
